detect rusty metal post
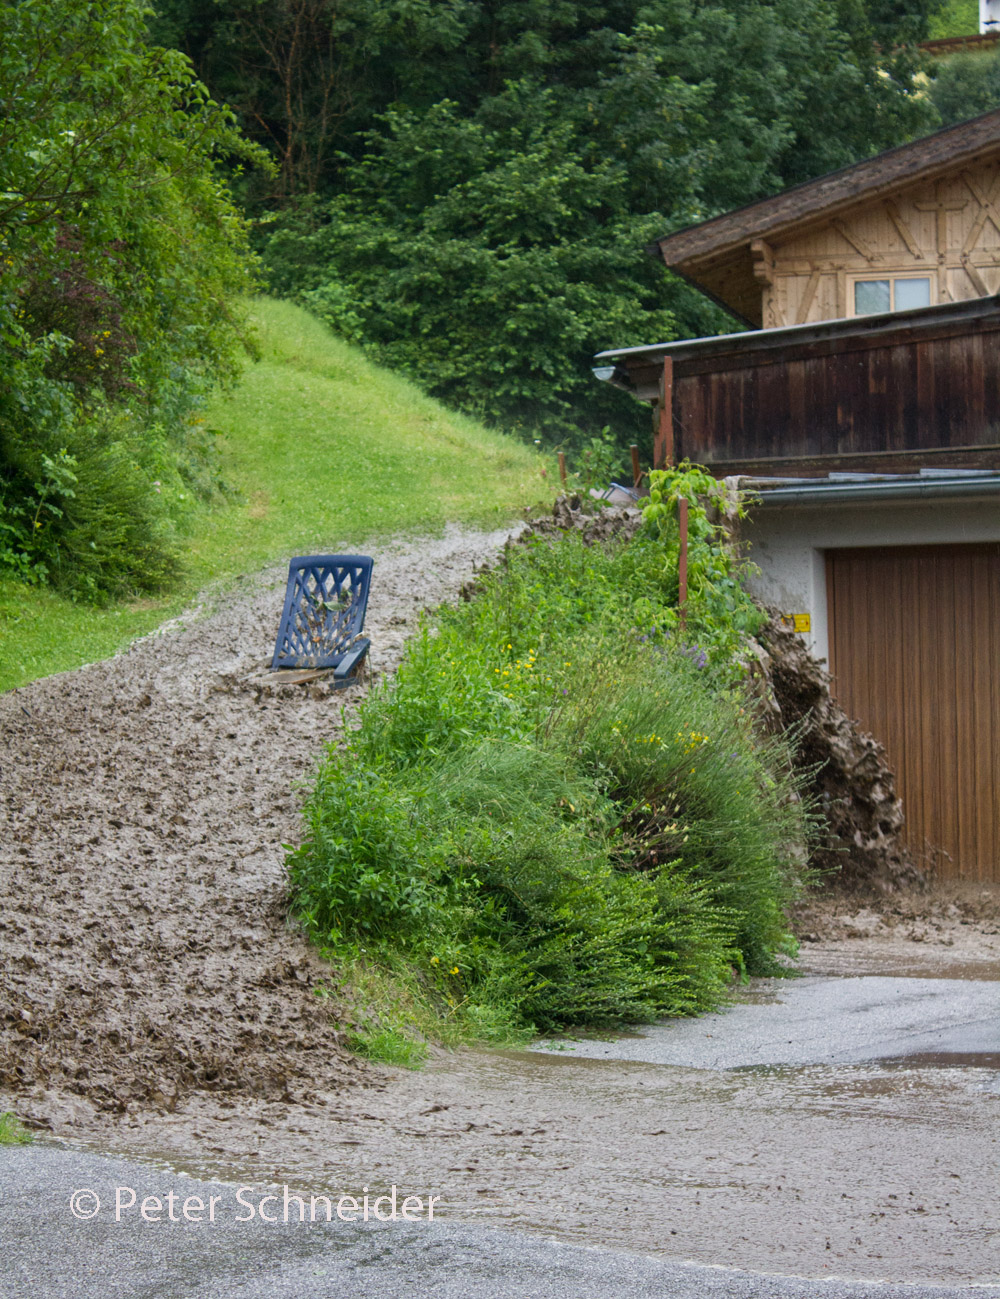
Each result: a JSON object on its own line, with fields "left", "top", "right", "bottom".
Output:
{"left": 558, "top": 451, "right": 567, "bottom": 487}
{"left": 678, "top": 496, "right": 689, "bottom": 630}
{"left": 630, "top": 444, "right": 641, "bottom": 491}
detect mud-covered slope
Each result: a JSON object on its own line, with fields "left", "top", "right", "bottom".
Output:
{"left": 0, "top": 525, "right": 518, "bottom": 1127}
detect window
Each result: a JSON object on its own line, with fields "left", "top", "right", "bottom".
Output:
{"left": 852, "top": 275, "right": 931, "bottom": 316}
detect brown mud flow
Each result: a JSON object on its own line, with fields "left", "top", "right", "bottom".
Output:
{"left": 0, "top": 525, "right": 519, "bottom": 1119}
{"left": 4, "top": 515, "right": 1000, "bottom": 1287}
{"left": 50, "top": 1001, "right": 1000, "bottom": 1287}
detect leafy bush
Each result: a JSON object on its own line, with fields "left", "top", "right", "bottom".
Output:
{"left": 0, "top": 403, "right": 195, "bottom": 600}
{"left": 0, "top": 0, "right": 265, "bottom": 597}
{"left": 289, "top": 480, "right": 811, "bottom": 1045}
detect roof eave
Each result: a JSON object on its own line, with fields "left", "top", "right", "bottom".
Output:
{"left": 649, "top": 107, "right": 1000, "bottom": 271}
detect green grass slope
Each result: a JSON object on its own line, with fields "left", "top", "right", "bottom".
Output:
{"left": 0, "top": 298, "right": 544, "bottom": 691}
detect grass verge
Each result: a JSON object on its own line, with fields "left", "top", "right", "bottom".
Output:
{"left": 0, "top": 297, "right": 544, "bottom": 691}
{"left": 0, "top": 1111, "right": 32, "bottom": 1145}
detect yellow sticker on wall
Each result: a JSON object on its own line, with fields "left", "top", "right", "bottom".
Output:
{"left": 792, "top": 613, "right": 811, "bottom": 633}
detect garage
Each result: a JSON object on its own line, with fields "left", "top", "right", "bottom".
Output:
{"left": 826, "top": 543, "right": 1000, "bottom": 881}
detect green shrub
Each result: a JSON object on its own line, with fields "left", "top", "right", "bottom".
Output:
{"left": 0, "top": 0, "right": 264, "bottom": 598}
{"left": 928, "top": 48, "right": 1000, "bottom": 126}
{"left": 553, "top": 640, "right": 803, "bottom": 974}
{"left": 289, "top": 493, "right": 811, "bottom": 1047}
{"left": 292, "top": 733, "right": 740, "bottom": 1033}
{"left": 0, "top": 402, "right": 194, "bottom": 601}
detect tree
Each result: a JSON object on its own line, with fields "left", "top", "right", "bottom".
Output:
{"left": 927, "top": 49, "right": 1000, "bottom": 126}
{"left": 148, "top": 0, "right": 479, "bottom": 200}
{"left": 261, "top": 1, "right": 939, "bottom": 448}
{"left": 151, "top": 0, "right": 943, "bottom": 203}
{"left": 0, "top": 0, "right": 265, "bottom": 596}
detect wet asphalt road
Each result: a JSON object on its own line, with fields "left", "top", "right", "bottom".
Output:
{"left": 4, "top": 1144, "right": 1000, "bottom": 1299}
{"left": 5, "top": 969, "right": 1000, "bottom": 1296}
{"left": 531, "top": 975, "right": 1000, "bottom": 1068}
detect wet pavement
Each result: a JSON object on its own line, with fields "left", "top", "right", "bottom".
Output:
{"left": 531, "top": 974, "right": 1000, "bottom": 1068}
{"left": 5, "top": 1144, "right": 1000, "bottom": 1299}
{"left": 18, "top": 955, "right": 1000, "bottom": 1291}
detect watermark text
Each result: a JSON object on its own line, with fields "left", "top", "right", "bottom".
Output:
{"left": 69, "top": 1184, "right": 440, "bottom": 1225}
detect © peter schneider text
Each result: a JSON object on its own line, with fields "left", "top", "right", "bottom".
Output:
{"left": 68, "top": 1184, "right": 441, "bottom": 1224}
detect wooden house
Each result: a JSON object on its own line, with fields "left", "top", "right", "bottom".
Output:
{"left": 596, "top": 110, "right": 1000, "bottom": 882}
{"left": 648, "top": 109, "right": 1000, "bottom": 331}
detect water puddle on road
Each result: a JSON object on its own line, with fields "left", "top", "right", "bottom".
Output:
{"left": 877, "top": 1051, "right": 1000, "bottom": 1069}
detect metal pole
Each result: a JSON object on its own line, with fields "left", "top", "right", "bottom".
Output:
{"left": 630, "top": 444, "right": 641, "bottom": 491}
{"left": 678, "top": 496, "right": 689, "bottom": 630}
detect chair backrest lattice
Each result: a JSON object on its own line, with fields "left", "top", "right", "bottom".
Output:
{"left": 272, "top": 554, "right": 373, "bottom": 669}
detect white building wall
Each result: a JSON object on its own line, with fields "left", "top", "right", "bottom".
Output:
{"left": 741, "top": 496, "right": 1000, "bottom": 665}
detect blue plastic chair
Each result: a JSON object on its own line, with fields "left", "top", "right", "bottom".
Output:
{"left": 271, "top": 554, "right": 373, "bottom": 679}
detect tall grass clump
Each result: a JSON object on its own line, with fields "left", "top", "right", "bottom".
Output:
{"left": 0, "top": 1111, "right": 32, "bottom": 1145}
{"left": 288, "top": 468, "right": 812, "bottom": 1054}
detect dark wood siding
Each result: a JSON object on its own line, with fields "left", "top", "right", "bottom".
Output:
{"left": 672, "top": 311, "right": 1000, "bottom": 474}
{"left": 826, "top": 544, "right": 1000, "bottom": 881}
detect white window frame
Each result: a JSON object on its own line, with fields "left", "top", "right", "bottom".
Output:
{"left": 848, "top": 272, "right": 935, "bottom": 317}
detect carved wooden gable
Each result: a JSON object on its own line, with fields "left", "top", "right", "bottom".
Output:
{"left": 650, "top": 110, "right": 1000, "bottom": 329}
{"left": 762, "top": 161, "right": 1000, "bottom": 327}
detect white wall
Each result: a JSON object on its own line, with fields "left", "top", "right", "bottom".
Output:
{"left": 982, "top": 0, "right": 1000, "bottom": 33}
{"left": 741, "top": 495, "right": 1000, "bottom": 665}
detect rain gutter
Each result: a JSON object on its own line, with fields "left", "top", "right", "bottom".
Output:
{"left": 748, "top": 477, "right": 1000, "bottom": 507}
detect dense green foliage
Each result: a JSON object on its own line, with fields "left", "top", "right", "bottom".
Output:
{"left": 153, "top": 0, "right": 944, "bottom": 202}
{"left": 3, "top": 0, "right": 969, "bottom": 601}
{"left": 251, "top": 1, "right": 940, "bottom": 447}
{"left": 928, "top": 48, "right": 1000, "bottom": 124}
{"left": 0, "top": 0, "right": 262, "bottom": 599}
{"left": 926, "top": 0, "right": 978, "bottom": 38}
{"left": 147, "top": 0, "right": 946, "bottom": 449}
{"left": 289, "top": 476, "right": 810, "bottom": 1050}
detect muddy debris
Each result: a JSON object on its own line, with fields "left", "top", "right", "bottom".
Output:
{"left": 754, "top": 611, "right": 926, "bottom": 897}
{"left": 519, "top": 492, "right": 644, "bottom": 545}
{"left": 1, "top": 498, "right": 985, "bottom": 1137}
{"left": 0, "top": 524, "right": 520, "bottom": 1130}
{"left": 792, "top": 881, "right": 1000, "bottom": 958}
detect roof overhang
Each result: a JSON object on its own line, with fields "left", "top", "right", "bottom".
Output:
{"left": 594, "top": 293, "right": 1000, "bottom": 402}
{"left": 648, "top": 108, "right": 1000, "bottom": 324}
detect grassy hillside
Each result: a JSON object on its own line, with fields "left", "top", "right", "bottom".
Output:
{"left": 0, "top": 299, "right": 544, "bottom": 692}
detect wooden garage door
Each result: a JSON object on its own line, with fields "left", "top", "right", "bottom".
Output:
{"left": 826, "top": 543, "right": 1000, "bottom": 882}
